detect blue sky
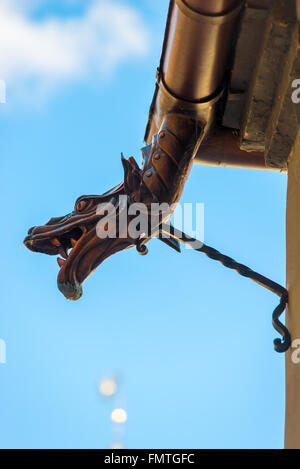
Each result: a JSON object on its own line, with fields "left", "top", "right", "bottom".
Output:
{"left": 0, "top": 0, "right": 287, "bottom": 449}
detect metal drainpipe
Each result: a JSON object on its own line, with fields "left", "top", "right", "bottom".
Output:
{"left": 162, "top": 0, "right": 242, "bottom": 101}
{"left": 145, "top": 0, "right": 244, "bottom": 145}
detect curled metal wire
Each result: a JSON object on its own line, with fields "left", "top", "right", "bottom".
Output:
{"left": 159, "top": 224, "right": 291, "bottom": 353}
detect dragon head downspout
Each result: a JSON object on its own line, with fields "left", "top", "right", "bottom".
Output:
{"left": 24, "top": 0, "right": 244, "bottom": 299}
{"left": 24, "top": 115, "right": 202, "bottom": 300}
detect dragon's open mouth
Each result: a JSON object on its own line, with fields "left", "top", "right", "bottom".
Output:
{"left": 24, "top": 222, "right": 90, "bottom": 300}
{"left": 23, "top": 139, "right": 185, "bottom": 300}
{"left": 24, "top": 184, "right": 134, "bottom": 300}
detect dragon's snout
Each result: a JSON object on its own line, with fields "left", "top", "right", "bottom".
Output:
{"left": 24, "top": 118, "right": 194, "bottom": 300}
{"left": 58, "top": 281, "right": 83, "bottom": 301}
{"left": 23, "top": 183, "right": 134, "bottom": 300}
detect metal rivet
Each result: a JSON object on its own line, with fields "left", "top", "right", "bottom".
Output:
{"left": 145, "top": 171, "right": 152, "bottom": 177}
{"left": 159, "top": 132, "right": 165, "bottom": 139}
{"left": 153, "top": 153, "right": 160, "bottom": 160}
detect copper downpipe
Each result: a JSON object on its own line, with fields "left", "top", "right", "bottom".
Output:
{"left": 186, "top": 0, "right": 239, "bottom": 15}
{"left": 145, "top": 1, "right": 273, "bottom": 170}
{"left": 145, "top": 0, "right": 244, "bottom": 144}
{"left": 162, "top": 0, "right": 243, "bottom": 101}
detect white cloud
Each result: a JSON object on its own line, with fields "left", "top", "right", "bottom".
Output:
{"left": 0, "top": 0, "right": 149, "bottom": 101}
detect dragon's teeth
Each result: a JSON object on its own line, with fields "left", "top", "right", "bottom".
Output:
{"left": 71, "top": 238, "right": 77, "bottom": 247}
{"left": 57, "top": 257, "right": 65, "bottom": 267}
{"left": 59, "top": 248, "right": 68, "bottom": 259}
{"left": 52, "top": 237, "right": 61, "bottom": 247}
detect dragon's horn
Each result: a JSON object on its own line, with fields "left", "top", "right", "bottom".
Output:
{"left": 121, "top": 153, "right": 141, "bottom": 194}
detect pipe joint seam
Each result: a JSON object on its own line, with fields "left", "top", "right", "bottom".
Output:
{"left": 175, "top": 0, "right": 244, "bottom": 24}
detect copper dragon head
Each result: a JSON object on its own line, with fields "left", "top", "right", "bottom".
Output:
{"left": 24, "top": 117, "right": 198, "bottom": 300}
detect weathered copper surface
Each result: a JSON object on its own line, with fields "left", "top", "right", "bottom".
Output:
{"left": 24, "top": 0, "right": 247, "bottom": 297}
{"left": 24, "top": 115, "right": 200, "bottom": 300}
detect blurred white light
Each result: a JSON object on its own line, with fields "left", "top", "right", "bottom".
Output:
{"left": 111, "top": 408, "right": 127, "bottom": 424}
{"left": 111, "top": 442, "right": 124, "bottom": 449}
{"left": 99, "top": 378, "right": 117, "bottom": 397}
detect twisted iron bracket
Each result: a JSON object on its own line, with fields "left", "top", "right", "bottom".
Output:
{"left": 137, "top": 224, "right": 291, "bottom": 353}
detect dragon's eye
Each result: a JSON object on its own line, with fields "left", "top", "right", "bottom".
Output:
{"left": 75, "top": 200, "right": 87, "bottom": 212}
{"left": 75, "top": 198, "right": 93, "bottom": 213}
